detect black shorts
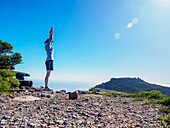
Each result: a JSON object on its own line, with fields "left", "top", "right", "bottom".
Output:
{"left": 45, "top": 60, "right": 54, "bottom": 71}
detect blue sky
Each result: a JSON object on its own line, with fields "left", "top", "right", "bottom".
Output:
{"left": 1, "top": 0, "right": 170, "bottom": 86}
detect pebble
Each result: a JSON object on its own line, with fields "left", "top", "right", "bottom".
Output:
{"left": 0, "top": 87, "right": 166, "bottom": 127}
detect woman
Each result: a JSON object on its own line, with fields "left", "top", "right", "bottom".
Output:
{"left": 44, "top": 27, "right": 54, "bottom": 91}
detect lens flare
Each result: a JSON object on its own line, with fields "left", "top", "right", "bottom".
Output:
{"left": 127, "top": 23, "right": 133, "bottom": 28}
{"left": 132, "top": 18, "right": 139, "bottom": 24}
{"left": 114, "top": 33, "right": 120, "bottom": 39}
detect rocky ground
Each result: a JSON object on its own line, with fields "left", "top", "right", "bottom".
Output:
{"left": 0, "top": 87, "right": 165, "bottom": 128}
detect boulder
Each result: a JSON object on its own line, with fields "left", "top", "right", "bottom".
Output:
{"left": 19, "top": 80, "right": 33, "bottom": 89}
{"left": 69, "top": 91, "right": 78, "bottom": 100}
{"left": 12, "top": 71, "right": 30, "bottom": 80}
{"left": 11, "top": 71, "right": 33, "bottom": 89}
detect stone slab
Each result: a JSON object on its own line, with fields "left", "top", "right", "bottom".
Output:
{"left": 13, "top": 96, "right": 40, "bottom": 101}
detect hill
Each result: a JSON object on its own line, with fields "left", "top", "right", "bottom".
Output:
{"left": 95, "top": 77, "right": 170, "bottom": 96}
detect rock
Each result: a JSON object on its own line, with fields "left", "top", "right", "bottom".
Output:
{"left": 69, "top": 91, "right": 78, "bottom": 100}
{"left": 53, "top": 107, "right": 59, "bottom": 110}
{"left": 83, "top": 99, "right": 89, "bottom": 102}
{"left": 12, "top": 71, "right": 30, "bottom": 80}
{"left": 37, "top": 106, "right": 41, "bottom": 110}
{"left": 40, "top": 94, "right": 45, "bottom": 97}
{"left": 46, "top": 95, "right": 51, "bottom": 98}
{"left": 97, "top": 124, "right": 102, "bottom": 128}
{"left": 55, "top": 91, "right": 60, "bottom": 93}
{"left": 19, "top": 80, "right": 33, "bottom": 89}
{"left": 13, "top": 96, "right": 40, "bottom": 101}
{"left": 0, "top": 88, "right": 164, "bottom": 127}
{"left": 9, "top": 94, "right": 15, "bottom": 99}
{"left": 77, "top": 90, "right": 88, "bottom": 94}
{"left": 60, "top": 90, "right": 66, "bottom": 93}
{"left": 56, "top": 120, "right": 64, "bottom": 125}
{"left": 135, "top": 124, "right": 141, "bottom": 127}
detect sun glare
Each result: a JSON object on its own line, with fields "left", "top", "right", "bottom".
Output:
{"left": 127, "top": 23, "right": 133, "bottom": 28}
{"left": 156, "top": 0, "right": 170, "bottom": 8}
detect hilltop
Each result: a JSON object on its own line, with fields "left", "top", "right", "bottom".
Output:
{"left": 95, "top": 77, "right": 170, "bottom": 95}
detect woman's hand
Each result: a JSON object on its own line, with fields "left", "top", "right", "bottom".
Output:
{"left": 50, "top": 27, "right": 53, "bottom": 34}
{"left": 49, "top": 27, "right": 53, "bottom": 38}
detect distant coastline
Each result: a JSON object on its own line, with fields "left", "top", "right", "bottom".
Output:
{"left": 27, "top": 79, "right": 170, "bottom": 92}
{"left": 31, "top": 79, "right": 94, "bottom": 92}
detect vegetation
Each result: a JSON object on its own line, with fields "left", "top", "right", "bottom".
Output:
{"left": 0, "top": 40, "right": 22, "bottom": 69}
{"left": 120, "top": 90, "right": 170, "bottom": 127}
{"left": 99, "top": 92, "right": 117, "bottom": 97}
{"left": 162, "top": 113, "right": 170, "bottom": 126}
{"left": 95, "top": 77, "right": 170, "bottom": 95}
{"left": 121, "top": 90, "right": 165, "bottom": 100}
{"left": 88, "top": 87, "right": 170, "bottom": 127}
{"left": 158, "top": 97, "right": 170, "bottom": 106}
{"left": 159, "top": 106, "right": 170, "bottom": 114}
{"left": 0, "top": 69, "right": 20, "bottom": 93}
{"left": 86, "top": 91, "right": 93, "bottom": 94}
{"left": 0, "top": 40, "right": 22, "bottom": 93}
{"left": 89, "top": 87, "right": 98, "bottom": 92}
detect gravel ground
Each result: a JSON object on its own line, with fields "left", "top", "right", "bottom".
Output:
{"left": 0, "top": 88, "right": 165, "bottom": 128}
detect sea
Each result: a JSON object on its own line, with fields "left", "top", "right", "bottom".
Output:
{"left": 32, "top": 80, "right": 95, "bottom": 92}
{"left": 30, "top": 79, "right": 170, "bottom": 92}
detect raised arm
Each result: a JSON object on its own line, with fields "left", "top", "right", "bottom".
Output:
{"left": 49, "top": 27, "right": 53, "bottom": 39}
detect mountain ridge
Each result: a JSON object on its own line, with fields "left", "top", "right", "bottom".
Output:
{"left": 95, "top": 77, "right": 170, "bottom": 96}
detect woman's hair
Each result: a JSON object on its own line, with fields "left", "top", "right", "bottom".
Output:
{"left": 45, "top": 38, "right": 49, "bottom": 44}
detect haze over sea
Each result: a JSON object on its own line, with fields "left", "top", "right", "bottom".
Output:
{"left": 31, "top": 79, "right": 170, "bottom": 92}
{"left": 32, "top": 79, "right": 94, "bottom": 92}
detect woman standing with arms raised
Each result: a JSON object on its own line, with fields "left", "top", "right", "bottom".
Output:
{"left": 44, "top": 27, "right": 54, "bottom": 91}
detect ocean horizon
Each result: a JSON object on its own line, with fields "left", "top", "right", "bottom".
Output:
{"left": 32, "top": 80, "right": 95, "bottom": 92}
{"left": 30, "top": 79, "right": 170, "bottom": 92}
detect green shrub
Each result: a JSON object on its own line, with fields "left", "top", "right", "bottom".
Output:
{"left": 120, "top": 93, "right": 132, "bottom": 97}
{"left": 131, "top": 98, "right": 144, "bottom": 102}
{"left": 121, "top": 90, "right": 165, "bottom": 99}
{"left": 0, "top": 69, "right": 20, "bottom": 92}
{"left": 100, "top": 92, "right": 117, "bottom": 97}
{"left": 147, "top": 90, "right": 165, "bottom": 100}
{"left": 159, "top": 106, "right": 170, "bottom": 114}
{"left": 89, "top": 87, "right": 98, "bottom": 92}
{"left": 0, "top": 79, "right": 11, "bottom": 92}
{"left": 86, "top": 92, "right": 93, "bottom": 94}
{"left": 158, "top": 97, "right": 170, "bottom": 105}
{"left": 0, "top": 69, "right": 16, "bottom": 77}
{"left": 163, "top": 113, "right": 170, "bottom": 125}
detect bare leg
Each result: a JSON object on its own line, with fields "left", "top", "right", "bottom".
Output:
{"left": 45, "top": 70, "right": 51, "bottom": 88}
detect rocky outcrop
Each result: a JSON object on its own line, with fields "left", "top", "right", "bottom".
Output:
{"left": 19, "top": 80, "right": 33, "bottom": 89}
{"left": 12, "top": 71, "right": 33, "bottom": 89}
{"left": 13, "top": 71, "right": 30, "bottom": 80}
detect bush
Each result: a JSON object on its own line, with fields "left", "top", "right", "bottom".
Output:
{"left": 0, "top": 69, "right": 15, "bottom": 77}
{"left": 159, "top": 106, "right": 170, "bottom": 114}
{"left": 0, "top": 69, "right": 20, "bottom": 92}
{"left": 158, "top": 97, "right": 170, "bottom": 105}
{"left": 121, "top": 90, "right": 165, "bottom": 99}
{"left": 100, "top": 92, "right": 117, "bottom": 97}
{"left": 0, "top": 77, "right": 11, "bottom": 92}
{"left": 89, "top": 87, "right": 98, "bottom": 92}
{"left": 163, "top": 113, "right": 170, "bottom": 125}
{"left": 148, "top": 90, "right": 165, "bottom": 99}
{"left": 86, "top": 92, "right": 93, "bottom": 94}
